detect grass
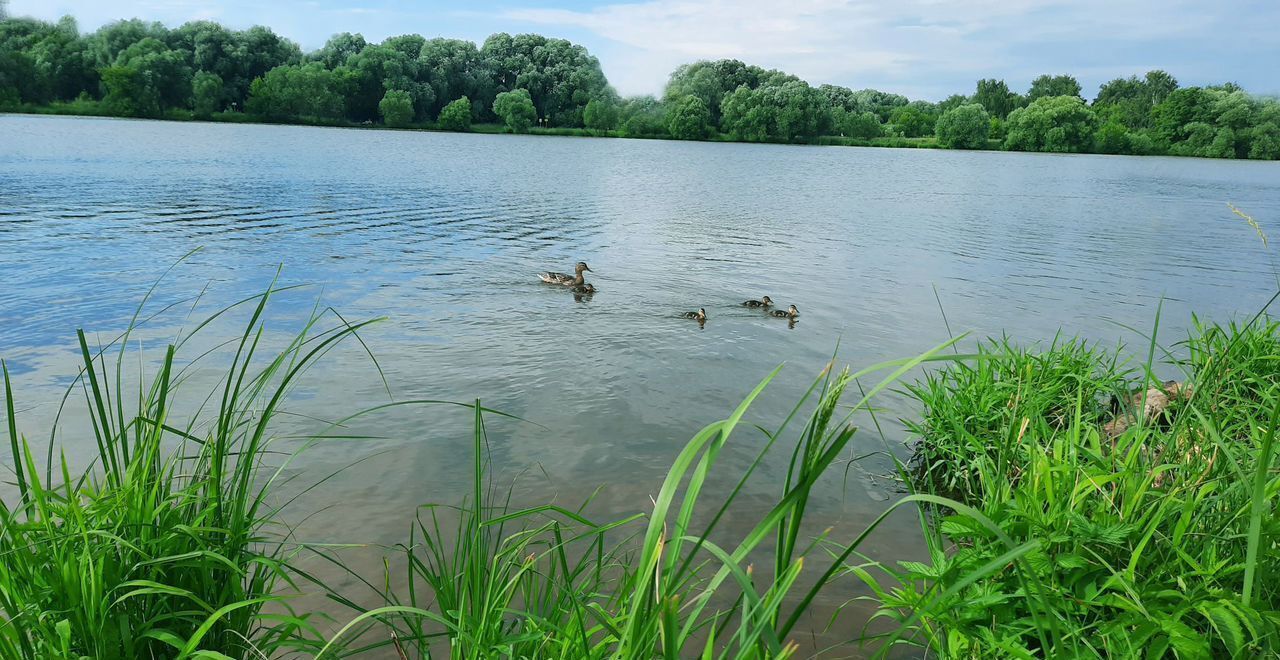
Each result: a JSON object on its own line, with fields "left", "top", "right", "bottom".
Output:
{"left": 0, "top": 277, "right": 389, "bottom": 657}
{"left": 3, "top": 270, "right": 1278, "bottom": 658}
{"left": 871, "top": 314, "right": 1280, "bottom": 657}
{"left": 313, "top": 340, "right": 966, "bottom": 658}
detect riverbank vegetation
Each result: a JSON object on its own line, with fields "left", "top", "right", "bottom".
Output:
{"left": 2, "top": 14, "right": 1278, "bottom": 159}
{"left": 887, "top": 315, "right": 1280, "bottom": 656}
{"left": 2, "top": 274, "right": 1277, "bottom": 656}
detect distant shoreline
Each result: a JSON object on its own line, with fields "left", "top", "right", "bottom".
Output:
{"left": 19, "top": 104, "right": 1263, "bottom": 160}
{"left": 12, "top": 107, "right": 1280, "bottom": 163}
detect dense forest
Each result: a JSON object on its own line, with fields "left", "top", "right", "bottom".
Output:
{"left": 2, "top": 13, "right": 1278, "bottom": 159}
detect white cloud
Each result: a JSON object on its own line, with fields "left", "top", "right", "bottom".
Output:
{"left": 9, "top": 0, "right": 1276, "bottom": 99}
{"left": 504, "top": 0, "right": 1244, "bottom": 98}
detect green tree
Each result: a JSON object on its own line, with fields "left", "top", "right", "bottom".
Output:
{"left": 1249, "top": 122, "right": 1280, "bottom": 159}
{"left": 0, "top": 38, "right": 39, "bottom": 105}
{"left": 1144, "top": 70, "right": 1178, "bottom": 105}
{"left": 227, "top": 27, "right": 300, "bottom": 110}
{"left": 166, "top": 21, "right": 299, "bottom": 111}
{"left": 719, "top": 80, "right": 831, "bottom": 142}
{"left": 1004, "top": 95, "right": 1098, "bottom": 153}
{"left": 666, "top": 94, "right": 713, "bottom": 140}
{"left": 382, "top": 33, "right": 425, "bottom": 59}
{"left": 419, "top": 38, "right": 495, "bottom": 120}
{"left": 849, "top": 88, "right": 908, "bottom": 121}
{"left": 311, "top": 32, "right": 366, "bottom": 69}
{"left": 619, "top": 95, "right": 667, "bottom": 137}
{"left": 988, "top": 117, "right": 1006, "bottom": 141}
{"left": 888, "top": 101, "right": 937, "bottom": 138}
{"left": 99, "top": 65, "right": 153, "bottom": 116}
{"left": 973, "top": 78, "right": 1021, "bottom": 119}
{"left": 583, "top": 98, "right": 619, "bottom": 130}
{"left": 1152, "top": 87, "right": 1212, "bottom": 147}
{"left": 492, "top": 87, "right": 536, "bottom": 132}
{"left": 192, "top": 70, "right": 222, "bottom": 117}
{"left": 481, "top": 33, "right": 609, "bottom": 127}
{"left": 379, "top": 89, "right": 414, "bottom": 127}
{"left": 100, "top": 37, "right": 190, "bottom": 116}
{"left": 20, "top": 16, "right": 96, "bottom": 102}
{"left": 1028, "top": 74, "right": 1081, "bottom": 100}
{"left": 832, "top": 108, "right": 882, "bottom": 138}
{"left": 1092, "top": 118, "right": 1131, "bottom": 154}
{"left": 1093, "top": 70, "right": 1179, "bottom": 130}
{"left": 664, "top": 59, "right": 793, "bottom": 126}
{"left": 937, "top": 93, "right": 970, "bottom": 114}
{"left": 935, "top": 103, "right": 990, "bottom": 149}
{"left": 162, "top": 21, "right": 296, "bottom": 110}
{"left": 1148, "top": 88, "right": 1280, "bottom": 159}
{"left": 246, "top": 61, "right": 347, "bottom": 120}
{"left": 85, "top": 18, "right": 166, "bottom": 69}
{"left": 343, "top": 43, "right": 433, "bottom": 122}
{"left": 437, "top": 95, "right": 471, "bottom": 131}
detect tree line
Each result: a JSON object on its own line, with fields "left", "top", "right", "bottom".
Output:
{"left": 2, "top": 14, "right": 1277, "bottom": 159}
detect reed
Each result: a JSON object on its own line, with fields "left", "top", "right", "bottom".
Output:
{"left": 4, "top": 272, "right": 1276, "bottom": 658}
{"left": 317, "top": 342, "right": 976, "bottom": 658}
{"left": 0, "top": 279, "right": 385, "bottom": 658}
{"left": 871, "top": 315, "right": 1280, "bottom": 657}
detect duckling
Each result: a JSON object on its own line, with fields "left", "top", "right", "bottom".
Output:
{"left": 539, "top": 261, "right": 592, "bottom": 286}
{"left": 769, "top": 305, "right": 799, "bottom": 319}
{"left": 570, "top": 283, "right": 596, "bottom": 295}
{"left": 680, "top": 308, "right": 708, "bottom": 321}
{"left": 742, "top": 295, "right": 774, "bottom": 308}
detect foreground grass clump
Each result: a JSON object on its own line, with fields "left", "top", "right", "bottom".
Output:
{"left": 5, "top": 271, "right": 1276, "bottom": 658}
{"left": 875, "top": 317, "right": 1280, "bottom": 658}
{"left": 315, "top": 344, "right": 963, "bottom": 659}
{"left": 0, "top": 285, "right": 380, "bottom": 658}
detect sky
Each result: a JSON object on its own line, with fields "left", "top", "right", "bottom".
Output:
{"left": 9, "top": 0, "right": 1280, "bottom": 101}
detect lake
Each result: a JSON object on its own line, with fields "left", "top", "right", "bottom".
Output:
{"left": 2, "top": 114, "right": 1278, "bottom": 651}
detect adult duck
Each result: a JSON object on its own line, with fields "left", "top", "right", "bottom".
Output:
{"left": 742, "top": 296, "right": 773, "bottom": 308}
{"left": 770, "top": 305, "right": 799, "bottom": 319}
{"left": 540, "top": 261, "right": 592, "bottom": 286}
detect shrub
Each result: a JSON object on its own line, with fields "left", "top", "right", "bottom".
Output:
{"left": 438, "top": 96, "right": 472, "bottom": 131}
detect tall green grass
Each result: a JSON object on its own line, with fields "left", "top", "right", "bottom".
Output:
{"left": 0, "top": 281, "right": 384, "bottom": 658}
{"left": 316, "top": 341, "right": 979, "bottom": 658}
{"left": 873, "top": 317, "right": 1280, "bottom": 657}
{"left": 5, "top": 270, "right": 1277, "bottom": 658}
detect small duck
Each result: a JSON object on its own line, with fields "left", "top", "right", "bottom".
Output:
{"left": 742, "top": 295, "right": 774, "bottom": 308}
{"left": 570, "top": 283, "right": 596, "bottom": 295}
{"left": 769, "top": 305, "right": 799, "bottom": 319}
{"left": 680, "top": 308, "right": 708, "bottom": 321}
{"left": 539, "top": 261, "right": 592, "bottom": 286}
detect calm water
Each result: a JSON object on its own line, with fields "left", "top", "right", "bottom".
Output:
{"left": 2, "top": 114, "right": 1278, "bottom": 651}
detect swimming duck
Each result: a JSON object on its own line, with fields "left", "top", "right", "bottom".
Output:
{"left": 769, "top": 305, "right": 799, "bottom": 319}
{"left": 742, "top": 296, "right": 774, "bottom": 308}
{"left": 540, "top": 261, "right": 592, "bottom": 286}
{"left": 680, "top": 308, "right": 708, "bottom": 321}
{"left": 570, "top": 283, "right": 596, "bottom": 295}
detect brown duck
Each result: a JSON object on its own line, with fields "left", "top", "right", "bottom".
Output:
{"left": 539, "top": 261, "right": 592, "bottom": 286}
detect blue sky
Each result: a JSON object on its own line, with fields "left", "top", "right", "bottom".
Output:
{"left": 11, "top": 0, "right": 1280, "bottom": 101}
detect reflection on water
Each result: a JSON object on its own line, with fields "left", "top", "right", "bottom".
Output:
{"left": 2, "top": 114, "right": 1278, "bottom": 652}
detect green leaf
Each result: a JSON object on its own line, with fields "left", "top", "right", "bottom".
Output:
{"left": 1198, "top": 602, "right": 1245, "bottom": 658}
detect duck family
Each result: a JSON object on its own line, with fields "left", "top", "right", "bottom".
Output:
{"left": 539, "top": 260, "right": 800, "bottom": 325}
